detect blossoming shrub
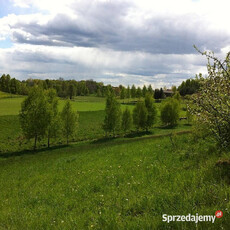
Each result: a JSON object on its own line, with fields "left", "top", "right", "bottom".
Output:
{"left": 189, "top": 49, "right": 230, "bottom": 147}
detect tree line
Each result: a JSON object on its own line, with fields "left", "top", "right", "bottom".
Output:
{"left": 0, "top": 74, "right": 199, "bottom": 100}
{"left": 0, "top": 74, "right": 166, "bottom": 99}
{"left": 177, "top": 76, "right": 200, "bottom": 96}
{"left": 103, "top": 92, "right": 180, "bottom": 137}
{"left": 0, "top": 74, "right": 95, "bottom": 97}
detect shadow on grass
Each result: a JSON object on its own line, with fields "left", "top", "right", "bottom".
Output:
{"left": 121, "top": 101, "right": 137, "bottom": 105}
{"left": 0, "top": 144, "right": 68, "bottom": 159}
{"left": 125, "top": 130, "right": 153, "bottom": 138}
{"left": 183, "top": 123, "right": 192, "bottom": 126}
{"left": 157, "top": 125, "right": 177, "bottom": 130}
{"left": 92, "top": 136, "right": 118, "bottom": 144}
{"left": 93, "top": 131, "right": 154, "bottom": 144}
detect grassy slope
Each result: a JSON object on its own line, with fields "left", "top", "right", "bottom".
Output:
{"left": 0, "top": 135, "right": 229, "bottom": 229}
{"left": 0, "top": 95, "right": 135, "bottom": 116}
{"left": 0, "top": 97, "right": 25, "bottom": 116}
{"left": 0, "top": 94, "right": 187, "bottom": 116}
{"left": 0, "top": 112, "right": 191, "bottom": 153}
{"left": 0, "top": 92, "right": 229, "bottom": 229}
{"left": 0, "top": 96, "right": 106, "bottom": 116}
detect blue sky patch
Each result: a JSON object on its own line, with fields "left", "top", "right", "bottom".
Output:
{"left": 0, "top": 38, "right": 13, "bottom": 48}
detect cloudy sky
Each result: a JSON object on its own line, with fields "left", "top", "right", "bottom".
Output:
{"left": 0, "top": 0, "right": 229, "bottom": 87}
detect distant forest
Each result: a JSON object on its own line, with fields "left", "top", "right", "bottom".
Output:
{"left": 0, "top": 74, "right": 200, "bottom": 99}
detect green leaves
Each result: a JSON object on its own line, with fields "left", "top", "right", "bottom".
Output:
{"left": 145, "top": 93, "right": 157, "bottom": 130}
{"left": 19, "top": 87, "right": 50, "bottom": 149}
{"left": 132, "top": 93, "right": 157, "bottom": 131}
{"left": 19, "top": 87, "right": 79, "bottom": 148}
{"left": 103, "top": 94, "right": 121, "bottom": 136}
{"left": 133, "top": 101, "right": 147, "bottom": 130}
{"left": 122, "top": 107, "right": 132, "bottom": 133}
{"left": 160, "top": 99, "right": 179, "bottom": 126}
{"left": 61, "top": 100, "right": 79, "bottom": 144}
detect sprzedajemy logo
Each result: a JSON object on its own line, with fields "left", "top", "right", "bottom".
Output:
{"left": 215, "top": 210, "right": 223, "bottom": 218}
{"left": 162, "top": 211, "right": 223, "bottom": 224}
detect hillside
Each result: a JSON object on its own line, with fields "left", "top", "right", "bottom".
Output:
{"left": 0, "top": 91, "right": 229, "bottom": 229}
{"left": 0, "top": 134, "right": 229, "bottom": 229}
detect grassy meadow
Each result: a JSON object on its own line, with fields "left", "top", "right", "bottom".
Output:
{"left": 0, "top": 134, "right": 229, "bottom": 229}
{"left": 0, "top": 91, "right": 229, "bottom": 229}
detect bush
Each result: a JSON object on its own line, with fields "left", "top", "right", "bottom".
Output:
{"left": 160, "top": 99, "right": 179, "bottom": 126}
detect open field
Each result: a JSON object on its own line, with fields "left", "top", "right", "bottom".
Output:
{"left": 0, "top": 92, "right": 229, "bottom": 229}
{"left": 0, "top": 95, "right": 134, "bottom": 116}
{"left": 0, "top": 97, "right": 25, "bottom": 116}
{"left": 0, "top": 95, "right": 188, "bottom": 115}
{"left": 0, "top": 96, "right": 106, "bottom": 116}
{"left": 0, "top": 134, "right": 229, "bottom": 229}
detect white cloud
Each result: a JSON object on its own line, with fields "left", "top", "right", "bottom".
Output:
{"left": 0, "top": 43, "right": 209, "bottom": 87}
{"left": 1, "top": 0, "right": 229, "bottom": 87}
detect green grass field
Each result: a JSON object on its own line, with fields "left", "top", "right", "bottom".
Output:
{"left": 0, "top": 135, "right": 229, "bottom": 229}
{"left": 0, "top": 91, "right": 23, "bottom": 99}
{"left": 0, "top": 95, "right": 134, "bottom": 116}
{"left": 0, "top": 92, "right": 229, "bottom": 229}
{"left": 0, "top": 96, "right": 105, "bottom": 116}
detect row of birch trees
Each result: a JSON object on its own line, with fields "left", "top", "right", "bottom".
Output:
{"left": 20, "top": 87, "right": 78, "bottom": 149}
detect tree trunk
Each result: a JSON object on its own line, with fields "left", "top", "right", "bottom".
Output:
{"left": 48, "top": 134, "right": 50, "bottom": 148}
{"left": 34, "top": 135, "right": 37, "bottom": 150}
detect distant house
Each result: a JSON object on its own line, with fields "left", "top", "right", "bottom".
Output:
{"left": 163, "top": 89, "right": 174, "bottom": 97}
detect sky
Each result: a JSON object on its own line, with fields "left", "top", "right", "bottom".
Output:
{"left": 0, "top": 0, "right": 229, "bottom": 87}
